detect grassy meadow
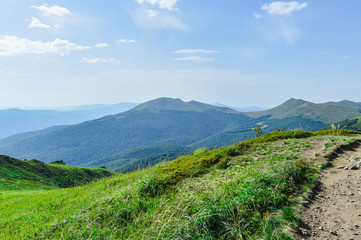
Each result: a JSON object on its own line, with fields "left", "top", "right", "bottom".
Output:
{"left": 0, "top": 130, "right": 359, "bottom": 239}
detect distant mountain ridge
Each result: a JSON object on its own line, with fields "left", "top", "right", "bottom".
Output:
{"left": 326, "top": 100, "right": 361, "bottom": 108}
{"left": 246, "top": 98, "right": 361, "bottom": 123}
{"left": 0, "top": 98, "right": 255, "bottom": 167}
{"left": 0, "top": 125, "right": 69, "bottom": 148}
{"left": 130, "top": 98, "right": 239, "bottom": 113}
{"left": 0, "top": 97, "right": 360, "bottom": 171}
{"left": 0, "top": 102, "right": 138, "bottom": 138}
{"left": 213, "top": 103, "right": 267, "bottom": 112}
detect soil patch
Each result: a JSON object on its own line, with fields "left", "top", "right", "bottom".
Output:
{"left": 296, "top": 141, "right": 361, "bottom": 239}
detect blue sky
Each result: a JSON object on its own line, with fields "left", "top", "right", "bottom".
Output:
{"left": 0, "top": 0, "right": 360, "bottom": 108}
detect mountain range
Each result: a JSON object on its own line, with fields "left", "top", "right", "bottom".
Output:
{"left": 0, "top": 97, "right": 360, "bottom": 171}
{"left": 0, "top": 102, "right": 138, "bottom": 139}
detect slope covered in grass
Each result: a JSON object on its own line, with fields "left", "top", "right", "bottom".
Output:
{"left": 85, "top": 144, "right": 191, "bottom": 172}
{"left": 0, "top": 156, "right": 115, "bottom": 190}
{"left": 246, "top": 98, "right": 361, "bottom": 123}
{"left": 1, "top": 130, "right": 359, "bottom": 239}
{"left": 323, "top": 116, "right": 361, "bottom": 131}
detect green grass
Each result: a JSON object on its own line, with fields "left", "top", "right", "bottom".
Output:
{"left": 0, "top": 156, "right": 116, "bottom": 190}
{"left": 0, "top": 130, "right": 359, "bottom": 239}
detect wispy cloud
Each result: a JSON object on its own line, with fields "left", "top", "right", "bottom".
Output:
{"left": 0, "top": 36, "right": 91, "bottom": 56}
{"left": 135, "top": 0, "right": 178, "bottom": 11}
{"left": 173, "top": 49, "right": 219, "bottom": 55}
{"left": 174, "top": 56, "right": 215, "bottom": 62}
{"left": 31, "top": 4, "right": 71, "bottom": 16}
{"left": 148, "top": 10, "right": 158, "bottom": 17}
{"left": 173, "top": 49, "right": 219, "bottom": 62}
{"left": 340, "top": 55, "right": 351, "bottom": 59}
{"left": 28, "top": 17, "right": 51, "bottom": 29}
{"left": 274, "top": 20, "right": 300, "bottom": 44}
{"left": 317, "top": 51, "right": 351, "bottom": 60}
{"left": 116, "top": 39, "right": 137, "bottom": 44}
{"left": 131, "top": 9, "right": 187, "bottom": 30}
{"left": 95, "top": 43, "right": 108, "bottom": 48}
{"left": 81, "top": 57, "right": 120, "bottom": 64}
{"left": 256, "top": 2, "right": 308, "bottom": 44}
{"left": 261, "top": 1, "right": 308, "bottom": 16}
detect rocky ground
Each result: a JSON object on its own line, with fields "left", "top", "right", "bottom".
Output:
{"left": 296, "top": 141, "right": 361, "bottom": 240}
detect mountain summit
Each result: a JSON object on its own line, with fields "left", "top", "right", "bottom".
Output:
{"left": 129, "top": 97, "right": 238, "bottom": 113}
{"left": 246, "top": 98, "right": 361, "bottom": 123}
{"left": 0, "top": 98, "right": 251, "bottom": 166}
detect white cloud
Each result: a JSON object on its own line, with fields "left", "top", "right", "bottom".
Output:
{"left": 131, "top": 7, "right": 187, "bottom": 30}
{"left": 173, "top": 49, "right": 219, "bottom": 55}
{"left": 0, "top": 36, "right": 91, "bottom": 56}
{"left": 135, "top": 0, "right": 178, "bottom": 11}
{"left": 116, "top": 39, "right": 137, "bottom": 44}
{"left": 317, "top": 51, "right": 351, "bottom": 60}
{"left": 174, "top": 56, "right": 215, "bottom": 62}
{"left": 95, "top": 43, "right": 108, "bottom": 48}
{"left": 148, "top": 9, "right": 158, "bottom": 17}
{"left": 81, "top": 57, "right": 120, "bottom": 64}
{"left": 254, "top": 14, "right": 263, "bottom": 19}
{"left": 28, "top": 17, "right": 51, "bottom": 29}
{"left": 173, "top": 49, "right": 219, "bottom": 62}
{"left": 261, "top": 1, "right": 308, "bottom": 15}
{"left": 31, "top": 4, "right": 71, "bottom": 16}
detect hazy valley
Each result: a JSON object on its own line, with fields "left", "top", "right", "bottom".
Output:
{"left": 1, "top": 97, "right": 361, "bottom": 172}
{"left": 1, "top": 97, "right": 361, "bottom": 239}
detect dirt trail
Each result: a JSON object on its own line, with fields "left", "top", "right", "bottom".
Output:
{"left": 297, "top": 141, "right": 361, "bottom": 240}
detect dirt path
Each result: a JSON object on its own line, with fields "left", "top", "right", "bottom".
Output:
{"left": 297, "top": 141, "right": 361, "bottom": 240}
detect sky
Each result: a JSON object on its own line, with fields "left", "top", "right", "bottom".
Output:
{"left": 0, "top": 0, "right": 361, "bottom": 109}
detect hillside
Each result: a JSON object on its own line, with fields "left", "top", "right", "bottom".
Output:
{"left": 1, "top": 98, "right": 361, "bottom": 170}
{"left": 0, "top": 155, "right": 115, "bottom": 190}
{"left": 0, "top": 130, "right": 359, "bottom": 239}
{"left": 0, "top": 125, "right": 69, "bottom": 148}
{"left": 86, "top": 144, "right": 191, "bottom": 172}
{"left": 0, "top": 98, "right": 257, "bottom": 166}
{"left": 326, "top": 100, "right": 361, "bottom": 108}
{"left": 0, "top": 102, "right": 137, "bottom": 138}
{"left": 323, "top": 116, "right": 361, "bottom": 131}
{"left": 246, "top": 98, "right": 361, "bottom": 123}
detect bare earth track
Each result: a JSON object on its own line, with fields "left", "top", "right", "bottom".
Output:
{"left": 297, "top": 140, "right": 361, "bottom": 240}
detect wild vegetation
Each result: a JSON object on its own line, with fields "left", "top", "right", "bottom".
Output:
{"left": 86, "top": 144, "right": 191, "bottom": 172}
{"left": 0, "top": 156, "right": 115, "bottom": 190}
{"left": 323, "top": 116, "right": 361, "bottom": 131}
{"left": 0, "top": 130, "right": 359, "bottom": 239}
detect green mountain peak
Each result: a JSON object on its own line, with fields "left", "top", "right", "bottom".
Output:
{"left": 129, "top": 97, "right": 238, "bottom": 113}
